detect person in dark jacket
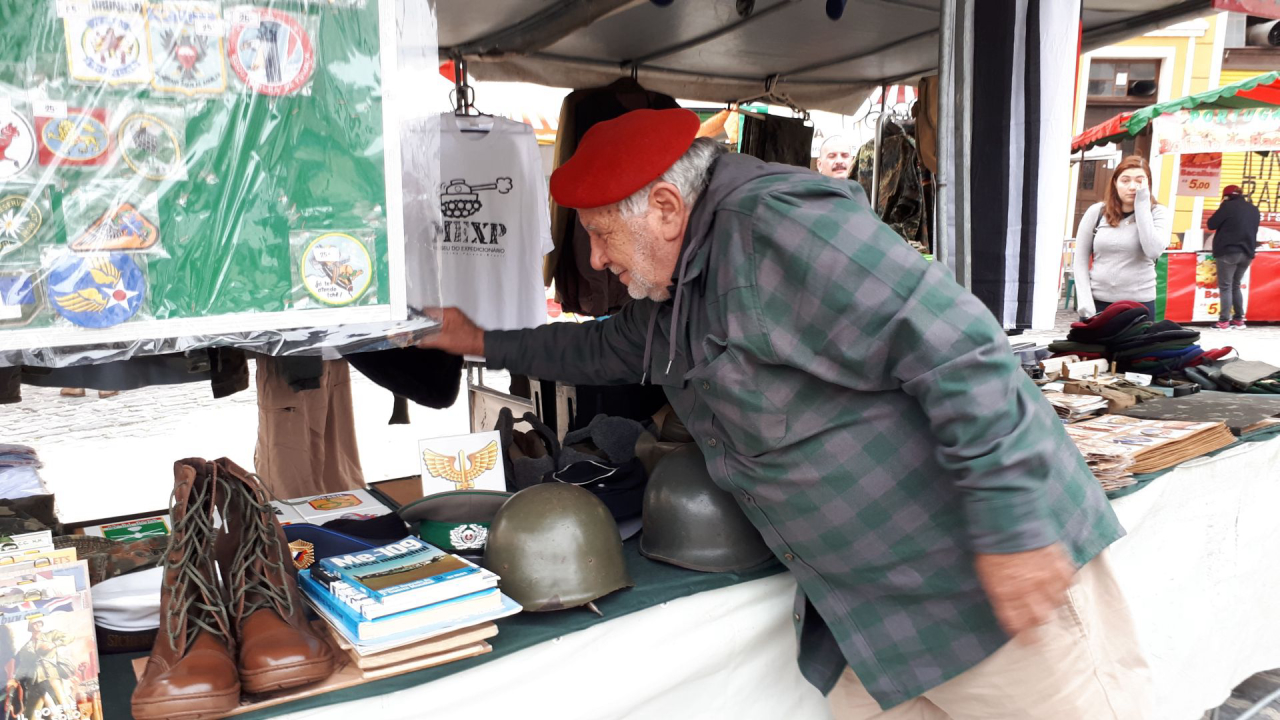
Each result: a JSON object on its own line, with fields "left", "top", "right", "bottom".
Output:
{"left": 1207, "top": 185, "right": 1260, "bottom": 329}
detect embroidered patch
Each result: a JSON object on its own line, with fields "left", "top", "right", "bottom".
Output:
{"left": 227, "top": 7, "right": 315, "bottom": 96}
{"left": 147, "top": 1, "right": 228, "bottom": 95}
{"left": 70, "top": 203, "right": 159, "bottom": 252}
{"left": 0, "top": 195, "right": 43, "bottom": 257}
{"left": 48, "top": 253, "right": 146, "bottom": 328}
{"left": 118, "top": 114, "right": 183, "bottom": 181}
{"left": 0, "top": 271, "right": 41, "bottom": 328}
{"left": 37, "top": 108, "right": 110, "bottom": 166}
{"left": 65, "top": 12, "right": 152, "bottom": 85}
{"left": 300, "top": 232, "right": 373, "bottom": 307}
{"left": 0, "top": 107, "right": 36, "bottom": 180}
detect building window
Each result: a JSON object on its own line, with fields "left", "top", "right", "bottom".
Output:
{"left": 1087, "top": 60, "right": 1160, "bottom": 99}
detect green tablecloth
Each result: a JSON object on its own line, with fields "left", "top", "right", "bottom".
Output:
{"left": 101, "top": 539, "right": 785, "bottom": 719}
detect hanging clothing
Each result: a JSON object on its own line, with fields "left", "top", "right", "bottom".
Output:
{"left": 736, "top": 113, "right": 814, "bottom": 168}
{"left": 440, "top": 115, "right": 553, "bottom": 331}
{"left": 547, "top": 78, "right": 682, "bottom": 317}
{"left": 855, "top": 120, "right": 927, "bottom": 252}
{"left": 344, "top": 347, "right": 463, "bottom": 409}
{"left": 2, "top": 349, "right": 249, "bottom": 404}
{"left": 253, "top": 356, "right": 364, "bottom": 499}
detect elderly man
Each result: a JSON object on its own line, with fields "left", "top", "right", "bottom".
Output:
{"left": 816, "top": 134, "right": 854, "bottom": 179}
{"left": 419, "top": 109, "right": 1151, "bottom": 719}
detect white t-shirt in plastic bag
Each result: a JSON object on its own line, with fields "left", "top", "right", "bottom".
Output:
{"left": 439, "top": 115, "right": 553, "bottom": 331}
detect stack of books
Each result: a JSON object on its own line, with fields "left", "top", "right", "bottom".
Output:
{"left": 299, "top": 535, "right": 520, "bottom": 672}
{"left": 0, "top": 531, "right": 102, "bottom": 719}
{"left": 1065, "top": 415, "right": 1237, "bottom": 489}
{"left": 1043, "top": 392, "right": 1109, "bottom": 421}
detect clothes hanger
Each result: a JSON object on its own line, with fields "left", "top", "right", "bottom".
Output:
{"left": 732, "top": 75, "right": 812, "bottom": 124}
{"left": 451, "top": 57, "right": 493, "bottom": 133}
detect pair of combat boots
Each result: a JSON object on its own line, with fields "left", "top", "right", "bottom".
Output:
{"left": 131, "top": 458, "right": 335, "bottom": 720}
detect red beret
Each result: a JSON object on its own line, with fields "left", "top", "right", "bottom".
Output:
{"left": 550, "top": 109, "right": 700, "bottom": 210}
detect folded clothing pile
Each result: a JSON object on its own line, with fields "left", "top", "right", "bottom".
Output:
{"left": 1049, "top": 301, "right": 1207, "bottom": 375}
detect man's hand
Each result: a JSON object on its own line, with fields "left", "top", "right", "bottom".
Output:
{"left": 974, "top": 543, "right": 1076, "bottom": 643}
{"left": 397, "top": 307, "right": 485, "bottom": 357}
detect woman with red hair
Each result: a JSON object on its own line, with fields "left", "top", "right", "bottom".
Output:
{"left": 1073, "top": 156, "right": 1172, "bottom": 318}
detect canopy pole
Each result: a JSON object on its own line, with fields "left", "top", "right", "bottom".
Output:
{"left": 872, "top": 83, "right": 889, "bottom": 211}
{"left": 935, "top": 0, "right": 955, "bottom": 270}
{"left": 951, "top": 0, "right": 974, "bottom": 289}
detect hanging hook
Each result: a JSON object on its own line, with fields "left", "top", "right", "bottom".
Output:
{"left": 631, "top": 64, "right": 639, "bottom": 81}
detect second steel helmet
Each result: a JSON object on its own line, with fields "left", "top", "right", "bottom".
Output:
{"left": 640, "top": 444, "right": 774, "bottom": 573}
{"left": 482, "top": 483, "right": 633, "bottom": 613}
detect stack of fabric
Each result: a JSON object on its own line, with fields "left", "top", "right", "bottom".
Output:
{"left": 1049, "top": 301, "right": 1219, "bottom": 375}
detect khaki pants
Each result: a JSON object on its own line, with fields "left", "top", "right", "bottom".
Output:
{"left": 829, "top": 550, "right": 1153, "bottom": 720}
{"left": 254, "top": 357, "right": 364, "bottom": 499}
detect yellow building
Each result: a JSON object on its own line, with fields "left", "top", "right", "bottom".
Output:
{"left": 1067, "top": 13, "right": 1227, "bottom": 243}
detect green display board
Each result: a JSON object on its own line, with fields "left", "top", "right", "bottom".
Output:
{"left": 0, "top": 0, "right": 426, "bottom": 355}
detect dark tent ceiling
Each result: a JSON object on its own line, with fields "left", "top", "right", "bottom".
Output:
{"left": 437, "top": 0, "right": 1215, "bottom": 114}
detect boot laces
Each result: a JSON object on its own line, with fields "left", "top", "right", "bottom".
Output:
{"left": 228, "top": 474, "right": 295, "bottom": 618}
{"left": 163, "top": 474, "right": 232, "bottom": 653}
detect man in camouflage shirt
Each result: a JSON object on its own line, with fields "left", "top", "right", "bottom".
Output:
{"left": 418, "top": 109, "right": 1152, "bottom": 718}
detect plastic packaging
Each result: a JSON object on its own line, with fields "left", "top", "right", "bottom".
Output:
{"left": 0, "top": 0, "right": 444, "bottom": 368}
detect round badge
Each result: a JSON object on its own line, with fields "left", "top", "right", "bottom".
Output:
{"left": 40, "top": 114, "right": 109, "bottom": 164}
{"left": 78, "top": 15, "right": 146, "bottom": 80}
{"left": 300, "top": 232, "right": 373, "bottom": 307}
{"left": 48, "top": 253, "right": 146, "bottom": 328}
{"left": 228, "top": 8, "right": 315, "bottom": 96}
{"left": 0, "top": 195, "right": 43, "bottom": 257}
{"left": 119, "top": 114, "right": 182, "bottom": 181}
{"left": 0, "top": 108, "right": 36, "bottom": 181}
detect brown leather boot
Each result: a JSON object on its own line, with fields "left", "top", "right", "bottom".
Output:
{"left": 214, "top": 458, "right": 336, "bottom": 694}
{"left": 131, "top": 459, "right": 241, "bottom": 720}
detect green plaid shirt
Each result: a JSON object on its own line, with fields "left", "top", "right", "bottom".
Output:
{"left": 486, "top": 154, "right": 1123, "bottom": 709}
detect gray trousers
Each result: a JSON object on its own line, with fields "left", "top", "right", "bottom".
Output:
{"left": 1216, "top": 253, "right": 1252, "bottom": 321}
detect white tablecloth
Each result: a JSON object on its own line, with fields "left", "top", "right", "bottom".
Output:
{"left": 1109, "top": 436, "right": 1280, "bottom": 720}
{"left": 276, "top": 436, "right": 1280, "bottom": 720}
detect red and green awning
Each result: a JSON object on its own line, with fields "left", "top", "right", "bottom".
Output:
{"left": 1071, "top": 71, "right": 1280, "bottom": 153}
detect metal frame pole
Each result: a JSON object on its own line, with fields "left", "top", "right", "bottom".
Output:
{"left": 872, "top": 83, "right": 889, "bottom": 212}
{"left": 935, "top": 0, "right": 955, "bottom": 269}
{"left": 952, "top": 0, "right": 974, "bottom": 289}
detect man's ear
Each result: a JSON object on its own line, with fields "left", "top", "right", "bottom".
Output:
{"left": 649, "top": 182, "right": 686, "bottom": 243}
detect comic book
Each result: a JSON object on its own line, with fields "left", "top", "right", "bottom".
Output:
{"left": 0, "top": 573, "right": 101, "bottom": 720}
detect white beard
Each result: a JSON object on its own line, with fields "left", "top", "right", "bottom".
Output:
{"left": 620, "top": 219, "right": 672, "bottom": 302}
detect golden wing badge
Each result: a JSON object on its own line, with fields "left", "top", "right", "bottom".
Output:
{"left": 55, "top": 287, "right": 108, "bottom": 313}
{"left": 422, "top": 440, "right": 500, "bottom": 490}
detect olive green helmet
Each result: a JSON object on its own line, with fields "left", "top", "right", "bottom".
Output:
{"left": 483, "top": 483, "right": 633, "bottom": 613}
{"left": 640, "top": 444, "right": 774, "bottom": 573}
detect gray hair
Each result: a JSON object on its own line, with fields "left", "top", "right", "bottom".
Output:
{"left": 617, "top": 137, "right": 727, "bottom": 218}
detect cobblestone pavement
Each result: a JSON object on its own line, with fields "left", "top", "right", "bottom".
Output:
{"left": 1, "top": 364, "right": 467, "bottom": 523}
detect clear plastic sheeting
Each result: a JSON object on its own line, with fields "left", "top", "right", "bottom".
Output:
{"left": 0, "top": 0, "right": 444, "bottom": 368}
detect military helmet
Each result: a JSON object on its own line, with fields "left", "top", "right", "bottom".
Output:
{"left": 483, "top": 483, "right": 633, "bottom": 612}
{"left": 640, "top": 444, "right": 774, "bottom": 573}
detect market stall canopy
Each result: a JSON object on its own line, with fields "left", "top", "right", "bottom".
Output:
{"left": 1072, "top": 71, "right": 1280, "bottom": 152}
{"left": 438, "top": 0, "right": 1216, "bottom": 116}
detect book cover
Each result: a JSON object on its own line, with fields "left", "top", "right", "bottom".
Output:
{"left": 311, "top": 565, "right": 497, "bottom": 620}
{"left": 0, "top": 590, "right": 102, "bottom": 720}
{"left": 318, "top": 536, "right": 480, "bottom": 601}
{"left": 0, "top": 548, "right": 77, "bottom": 574}
{"left": 80, "top": 516, "right": 170, "bottom": 541}
{"left": 300, "top": 571, "right": 521, "bottom": 650}
{"left": 0, "top": 531, "right": 52, "bottom": 557}
{"left": 271, "top": 489, "right": 391, "bottom": 527}
{"left": 299, "top": 571, "right": 503, "bottom": 641}
{"left": 418, "top": 431, "right": 506, "bottom": 494}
